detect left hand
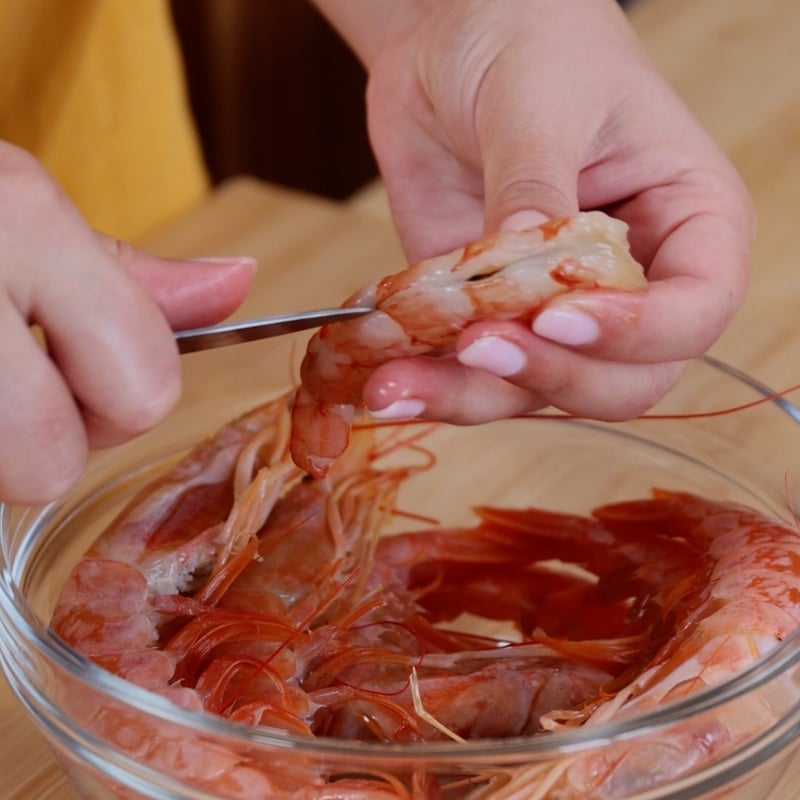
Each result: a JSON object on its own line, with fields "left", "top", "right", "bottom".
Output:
{"left": 315, "top": 0, "right": 754, "bottom": 424}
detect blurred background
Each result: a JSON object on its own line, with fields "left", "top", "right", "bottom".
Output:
{"left": 169, "top": 0, "right": 638, "bottom": 201}
{"left": 170, "top": 0, "right": 376, "bottom": 200}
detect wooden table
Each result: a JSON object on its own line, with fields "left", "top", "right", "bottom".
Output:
{"left": 3, "top": 0, "right": 800, "bottom": 795}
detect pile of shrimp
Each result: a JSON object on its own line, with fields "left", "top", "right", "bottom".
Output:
{"left": 51, "top": 393, "right": 800, "bottom": 799}
{"left": 50, "top": 214, "right": 800, "bottom": 798}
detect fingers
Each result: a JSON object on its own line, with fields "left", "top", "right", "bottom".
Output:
{"left": 362, "top": 160, "right": 750, "bottom": 424}
{"left": 457, "top": 321, "right": 687, "bottom": 420}
{"left": 530, "top": 209, "right": 751, "bottom": 365}
{"left": 362, "top": 203, "right": 745, "bottom": 426}
{"left": 0, "top": 294, "right": 87, "bottom": 504}
{"left": 2, "top": 245, "right": 255, "bottom": 504}
{"left": 364, "top": 333, "right": 686, "bottom": 426}
{"left": 35, "top": 244, "right": 257, "bottom": 450}
{"left": 0, "top": 144, "right": 257, "bottom": 503}
{"left": 363, "top": 197, "right": 748, "bottom": 428}
{"left": 94, "top": 232, "right": 257, "bottom": 330}
{"left": 365, "top": 355, "right": 538, "bottom": 424}
{"left": 29, "top": 246, "right": 179, "bottom": 452}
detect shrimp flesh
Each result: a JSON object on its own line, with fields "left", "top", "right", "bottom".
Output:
{"left": 290, "top": 211, "right": 647, "bottom": 477}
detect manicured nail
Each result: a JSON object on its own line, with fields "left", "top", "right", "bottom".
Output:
{"left": 194, "top": 256, "right": 258, "bottom": 271}
{"left": 533, "top": 307, "right": 599, "bottom": 346}
{"left": 458, "top": 336, "right": 526, "bottom": 377}
{"left": 368, "top": 398, "right": 426, "bottom": 420}
{"left": 500, "top": 210, "right": 550, "bottom": 231}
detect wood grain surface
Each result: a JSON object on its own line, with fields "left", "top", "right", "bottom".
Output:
{"left": 2, "top": 0, "right": 800, "bottom": 796}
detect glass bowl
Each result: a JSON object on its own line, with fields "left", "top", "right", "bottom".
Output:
{"left": 2, "top": 356, "right": 800, "bottom": 800}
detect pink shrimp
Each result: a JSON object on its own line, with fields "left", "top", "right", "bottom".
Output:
{"left": 481, "top": 491, "right": 800, "bottom": 799}
{"left": 50, "top": 383, "right": 800, "bottom": 798}
{"left": 289, "top": 211, "right": 647, "bottom": 478}
{"left": 50, "top": 393, "right": 427, "bottom": 797}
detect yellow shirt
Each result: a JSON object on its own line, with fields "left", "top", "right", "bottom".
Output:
{"left": 0, "top": 0, "right": 208, "bottom": 241}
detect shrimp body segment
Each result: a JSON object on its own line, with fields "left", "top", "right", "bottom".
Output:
{"left": 290, "top": 212, "right": 647, "bottom": 477}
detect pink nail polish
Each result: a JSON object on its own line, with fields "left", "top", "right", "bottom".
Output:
{"left": 457, "top": 336, "right": 526, "bottom": 377}
{"left": 194, "top": 256, "right": 258, "bottom": 270}
{"left": 368, "top": 398, "right": 426, "bottom": 420}
{"left": 533, "top": 307, "right": 599, "bottom": 346}
{"left": 500, "top": 210, "right": 550, "bottom": 232}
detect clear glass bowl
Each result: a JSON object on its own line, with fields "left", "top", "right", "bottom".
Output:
{"left": 2, "top": 356, "right": 800, "bottom": 799}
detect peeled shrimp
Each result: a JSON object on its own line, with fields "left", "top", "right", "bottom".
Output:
{"left": 290, "top": 211, "right": 647, "bottom": 477}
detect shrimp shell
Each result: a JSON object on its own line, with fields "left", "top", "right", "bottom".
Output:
{"left": 290, "top": 211, "right": 647, "bottom": 478}
{"left": 489, "top": 491, "right": 800, "bottom": 799}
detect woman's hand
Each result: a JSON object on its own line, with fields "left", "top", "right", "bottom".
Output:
{"left": 314, "top": 0, "right": 754, "bottom": 425}
{"left": 0, "top": 143, "right": 255, "bottom": 504}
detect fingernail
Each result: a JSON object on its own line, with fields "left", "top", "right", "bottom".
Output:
{"left": 500, "top": 210, "right": 550, "bottom": 231}
{"left": 194, "top": 256, "right": 258, "bottom": 271}
{"left": 368, "top": 398, "right": 426, "bottom": 420}
{"left": 533, "top": 307, "right": 599, "bottom": 346}
{"left": 458, "top": 336, "right": 526, "bottom": 377}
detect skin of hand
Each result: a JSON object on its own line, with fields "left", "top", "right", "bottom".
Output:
{"left": 0, "top": 142, "right": 255, "bottom": 505}
{"left": 313, "top": 0, "right": 754, "bottom": 426}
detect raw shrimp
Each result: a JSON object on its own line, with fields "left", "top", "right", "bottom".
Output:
{"left": 51, "top": 393, "right": 425, "bottom": 796}
{"left": 481, "top": 492, "right": 800, "bottom": 799}
{"left": 290, "top": 211, "right": 647, "bottom": 478}
{"left": 50, "top": 386, "right": 800, "bottom": 797}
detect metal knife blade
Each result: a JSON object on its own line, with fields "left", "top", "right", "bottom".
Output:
{"left": 175, "top": 306, "right": 371, "bottom": 354}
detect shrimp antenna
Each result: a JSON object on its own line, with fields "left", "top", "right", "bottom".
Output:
{"left": 409, "top": 666, "right": 466, "bottom": 744}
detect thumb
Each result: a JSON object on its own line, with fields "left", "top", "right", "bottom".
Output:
{"left": 93, "top": 233, "right": 257, "bottom": 330}
{"left": 481, "top": 137, "right": 580, "bottom": 233}
{"left": 475, "top": 63, "right": 581, "bottom": 233}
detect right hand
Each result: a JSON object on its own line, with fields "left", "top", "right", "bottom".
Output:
{"left": 0, "top": 143, "right": 256, "bottom": 505}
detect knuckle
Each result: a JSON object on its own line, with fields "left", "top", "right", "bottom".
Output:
{"left": 93, "top": 231, "right": 136, "bottom": 267}
{"left": 0, "top": 144, "right": 70, "bottom": 219}
{"left": 491, "top": 165, "right": 577, "bottom": 224}
{"left": 603, "top": 364, "right": 685, "bottom": 421}
{"left": 90, "top": 366, "right": 181, "bottom": 445}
